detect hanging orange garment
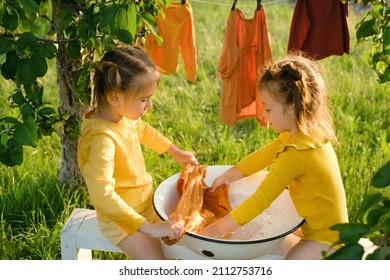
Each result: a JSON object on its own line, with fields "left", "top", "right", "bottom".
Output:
{"left": 143, "top": 2, "right": 197, "bottom": 82}
{"left": 287, "top": 0, "right": 349, "bottom": 60}
{"left": 218, "top": 5, "right": 272, "bottom": 126}
{"left": 162, "top": 165, "right": 231, "bottom": 245}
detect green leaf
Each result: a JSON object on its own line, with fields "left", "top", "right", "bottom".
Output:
{"left": 383, "top": 219, "right": 390, "bottom": 234}
{"left": 1, "top": 51, "right": 18, "bottom": 79}
{"left": 0, "top": 133, "right": 8, "bottom": 146}
{"left": 324, "top": 243, "right": 364, "bottom": 260}
{"left": 37, "top": 122, "right": 55, "bottom": 137}
{"left": 11, "top": 91, "right": 26, "bottom": 106}
{"left": 383, "top": 28, "right": 390, "bottom": 48}
{"left": 33, "top": 56, "right": 48, "bottom": 77}
{"left": 0, "top": 116, "right": 19, "bottom": 126}
{"left": 43, "top": 43, "right": 57, "bottom": 59}
{"left": 378, "top": 64, "right": 390, "bottom": 83}
{"left": 26, "top": 40, "right": 55, "bottom": 62}
{"left": 18, "top": 0, "right": 39, "bottom": 14}
{"left": 357, "top": 194, "right": 383, "bottom": 218}
{"left": 20, "top": 104, "right": 35, "bottom": 120}
{"left": 381, "top": 132, "right": 390, "bottom": 154}
{"left": 140, "top": 11, "right": 163, "bottom": 46}
{"left": 141, "top": 11, "right": 158, "bottom": 35}
{"left": 67, "top": 40, "right": 81, "bottom": 59}
{"left": 37, "top": 107, "right": 57, "bottom": 118}
{"left": 76, "top": 15, "right": 90, "bottom": 42}
{"left": 0, "top": 0, "right": 5, "bottom": 22}
{"left": 356, "top": 19, "right": 376, "bottom": 41}
{"left": 154, "top": 34, "right": 163, "bottom": 46}
{"left": 1, "top": 6, "right": 18, "bottom": 31}
{"left": 63, "top": 114, "right": 81, "bottom": 140}
{"left": 74, "top": 64, "right": 90, "bottom": 92}
{"left": 366, "top": 207, "right": 389, "bottom": 227}
{"left": 0, "top": 139, "right": 23, "bottom": 166}
{"left": 99, "top": 4, "right": 117, "bottom": 30}
{"left": 115, "top": 4, "right": 135, "bottom": 44}
{"left": 13, "top": 116, "right": 38, "bottom": 147}
{"left": 59, "top": 8, "right": 74, "bottom": 33}
{"left": 127, "top": 2, "right": 136, "bottom": 38}
{"left": 16, "top": 58, "right": 36, "bottom": 86}
{"left": 101, "top": 34, "right": 115, "bottom": 52}
{"left": 372, "top": 162, "right": 390, "bottom": 188}
{"left": 0, "top": 37, "right": 13, "bottom": 55}
{"left": 19, "top": 32, "right": 39, "bottom": 45}
{"left": 365, "top": 248, "right": 384, "bottom": 260}
{"left": 14, "top": 56, "right": 47, "bottom": 85}
{"left": 14, "top": 33, "right": 39, "bottom": 57}
{"left": 330, "top": 223, "right": 369, "bottom": 243}
{"left": 24, "top": 82, "right": 44, "bottom": 105}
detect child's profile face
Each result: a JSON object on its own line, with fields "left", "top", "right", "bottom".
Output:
{"left": 260, "top": 89, "right": 298, "bottom": 135}
{"left": 113, "top": 72, "right": 158, "bottom": 121}
{"left": 117, "top": 90, "right": 154, "bottom": 120}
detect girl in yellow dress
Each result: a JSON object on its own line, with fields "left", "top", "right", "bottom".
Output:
{"left": 78, "top": 45, "right": 197, "bottom": 259}
{"left": 201, "top": 55, "right": 348, "bottom": 260}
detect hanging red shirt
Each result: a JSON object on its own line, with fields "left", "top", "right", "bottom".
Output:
{"left": 287, "top": 0, "right": 350, "bottom": 60}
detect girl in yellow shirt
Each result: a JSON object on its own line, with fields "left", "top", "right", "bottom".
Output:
{"left": 77, "top": 45, "right": 197, "bottom": 259}
{"left": 201, "top": 55, "right": 348, "bottom": 259}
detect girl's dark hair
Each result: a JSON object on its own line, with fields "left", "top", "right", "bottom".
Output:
{"left": 258, "top": 55, "right": 337, "bottom": 143}
{"left": 92, "top": 45, "right": 159, "bottom": 110}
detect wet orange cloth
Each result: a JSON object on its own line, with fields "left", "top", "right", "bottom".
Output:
{"left": 144, "top": 2, "right": 197, "bottom": 82}
{"left": 218, "top": 5, "right": 272, "bottom": 126}
{"left": 163, "top": 165, "right": 231, "bottom": 245}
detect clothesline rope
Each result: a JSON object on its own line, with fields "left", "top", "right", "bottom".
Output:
{"left": 189, "top": 0, "right": 290, "bottom": 7}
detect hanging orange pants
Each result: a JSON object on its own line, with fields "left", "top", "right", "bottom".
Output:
{"left": 144, "top": 2, "right": 197, "bottom": 82}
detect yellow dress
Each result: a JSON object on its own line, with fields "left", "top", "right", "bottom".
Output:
{"left": 231, "top": 132, "right": 348, "bottom": 246}
{"left": 77, "top": 109, "right": 172, "bottom": 245}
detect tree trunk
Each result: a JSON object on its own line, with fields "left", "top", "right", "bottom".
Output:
{"left": 56, "top": 51, "right": 87, "bottom": 187}
{"left": 56, "top": 45, "right": 88, "bottom": 187}
{"left": 52, "top": 0, "right": 88, "bottom": 187}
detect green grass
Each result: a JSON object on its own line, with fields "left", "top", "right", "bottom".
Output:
{"left": 0, "top": 1, "right": 389, "bottom": 259}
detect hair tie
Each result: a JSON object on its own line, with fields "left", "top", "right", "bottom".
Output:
{"left": 279, "top": 64, "right": 301, "bottom": 82}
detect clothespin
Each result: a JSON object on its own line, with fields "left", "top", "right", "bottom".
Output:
{"left": 231, "top": 0, "right": 238, "bottom": 11}
{"left": 257, "top": 0, "right": 262, "bottom": 10}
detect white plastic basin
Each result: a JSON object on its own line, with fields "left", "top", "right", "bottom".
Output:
{"left": 153, "top": 165, "right": 305, "bottom": 259}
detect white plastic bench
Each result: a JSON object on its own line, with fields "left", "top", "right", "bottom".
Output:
{"left": 60, "top": 208, "right": 215, "bottom": 260}
{"left": 60, "top": 208, "right": 122, "bottom": 259}
{"left": 60, "top": 208, "right": 377, "bottom": 260}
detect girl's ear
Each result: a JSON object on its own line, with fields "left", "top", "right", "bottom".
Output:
{"left": 288, "top": 105, "right": 295, "bottom": 119}
{"left": 107, "top": 91, "right": 119, "bottom": 106}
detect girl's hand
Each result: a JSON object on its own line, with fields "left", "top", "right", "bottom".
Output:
{"left": 200, "top": 214, "right": 239, "bottom": 239}
{"left": 209, "top": 165, "right": 243, "bottom": 192}
{"left": 167, "top": 144, "right": 198, "bottom": 166}
{"left": 140, "top": 220, "right": 184, "bottom": 240}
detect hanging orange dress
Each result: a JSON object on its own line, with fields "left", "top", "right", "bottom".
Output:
{"left": 163, "top": 165, "right": 231, "bottom": 245}
{"left": 218, "top": 5, "right": 272, "bottom": 126}
{"left": 143, "top": 1, "right": 197, "bottom": 82}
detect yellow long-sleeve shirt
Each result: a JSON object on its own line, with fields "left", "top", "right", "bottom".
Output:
{"left": 77, "top": 110, "right": 172, "bottom": 237}
{"left": 231, "top": 132, "right": 348, "bottom": 245}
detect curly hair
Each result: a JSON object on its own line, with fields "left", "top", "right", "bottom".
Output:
{"left": 258, "top": 54, "right": 337, "bottom": 143}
